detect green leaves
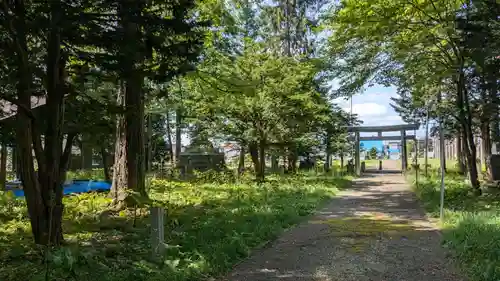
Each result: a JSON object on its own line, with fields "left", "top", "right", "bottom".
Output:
{"left": 182, "top": 42, "right": 334, "bottom": 149}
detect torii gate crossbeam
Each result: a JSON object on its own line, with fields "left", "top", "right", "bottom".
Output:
{"left": 346, "top": 124, "right": 419, "bottom": 176}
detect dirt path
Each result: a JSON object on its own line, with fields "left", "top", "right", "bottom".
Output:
{"left": 222, "top": 173, "right": 465, "bottom": 281}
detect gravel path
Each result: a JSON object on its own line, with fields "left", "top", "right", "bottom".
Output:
{"left": 221, "top": 172, "right": 465, "bottom": 281}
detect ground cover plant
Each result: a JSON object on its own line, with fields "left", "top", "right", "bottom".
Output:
{"left": 0, "top": 172, "right": 348, "bottom": 281}
{"left": 411, "top": 170, "right": 500, "bottom": 281}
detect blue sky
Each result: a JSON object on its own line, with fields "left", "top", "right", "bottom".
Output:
{"left": 332, "top": 84, "right": 425, "bottom": 137}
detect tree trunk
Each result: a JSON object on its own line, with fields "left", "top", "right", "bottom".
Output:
{"left": 81, "top": 141, "right": 93, "bottom": 170}
{"left": 10, "top": 0, "right": 46, "bottom": 244}
{"left": 0, "top": 144, "right": 6, "bottom": 189}
{"left": 325, "top": 134, "right": 331, "bottom": 172}
{"left": 238, "top": 146, "right": 245, "bottom": 175}
{"left": 101, "top": 146, "right": 111, "bottom": 181}
{"left": 457, "top": 68, "right": 480, "bottom": 192}
{"left": 124, "top": 73, "right": 146, "bottom": 197}
{"left": 340, "top": 153, "right": 344, "bottom": 172}
{"left": 248, "top": 142, "right": 261, "bottom": 179}
{"left": 492, "top": 118, "right": 500, "bottom": 154}
{"left": 61, "top": 133, "right": 77, "bottom": 183}
{"left": 258, "top": 139, "right": 266, "bottom": 181}
{"left": 146, "top": 113, "right": 153, "bottom": 172}
{"left": 120, "top": 1, "right": 146, "bottom": 198}
{"left": 165, "top": 111, "right": 174, "bottom": 164}
{"left": 5, "top": 0, "right": 66, "bottom": 245}
{"left": 11, "top": 147, "right": 18, "bottom": 179}
{"left": 21, "top": 1, "right": 68, "bottom": 245}
{"left": 271, "top": 152, "right": 278, "bottom": 173}
{"left": 110, "top": 83, "right": 128, "bottom": 208}
{"left": 286, "top": 144, "right": 297, "bottom": 173}
{"left": 488, "top": 70, "right": 500, "bottom": 153}
{"left": 456, "top": 131, "right": 466, "bottom": 175}
{"left": 480, "top": 120, "right": 492, "bottom": 177}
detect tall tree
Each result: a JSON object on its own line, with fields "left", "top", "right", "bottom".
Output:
{"left": 325, "top": 0, "right": 483, "bottom": 191}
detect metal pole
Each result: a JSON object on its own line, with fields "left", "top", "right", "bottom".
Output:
{"left": 350, "top": 96, "right": 354, "bottom": 161}
{"left": 415, "top": 128, "right": 418, "bottom": 188}
{"left": 439, "top": 116, "right": 446, "bottom": 221}
{"left": 424, "top": 106, "right": 429, "bottom": 177}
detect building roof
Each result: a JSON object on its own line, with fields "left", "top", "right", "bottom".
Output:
{"left": 0, "top": 96, "right": 46, "bottom": 121}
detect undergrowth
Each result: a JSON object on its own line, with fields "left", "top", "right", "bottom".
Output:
{"left": 410, "top": 170, "right": 500, "bottom": 281}
{"left": 0, "top": 171, "right": 348, "bottom": 281}
{"left": 66, "top": 169, "right": 107, "bottom": 181}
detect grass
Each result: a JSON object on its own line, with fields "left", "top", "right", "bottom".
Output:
{"left": 66, "top": 169, "right": 108, "bottom": 181}
{"left": 409, "top": 169, "right": 500, "bottom": 281}
{"left": 311, "top": 213, "right": 418, "bottom": 253}
{"left": 0, "top": 171, "right": 349, "bottom": 281}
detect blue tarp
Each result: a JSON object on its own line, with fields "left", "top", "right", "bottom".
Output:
{"left": 5, "top": 180, "right": 111, "bottom": 197}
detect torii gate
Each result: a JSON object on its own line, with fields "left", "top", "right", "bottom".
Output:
{"left": 347, "top": 124, "right": 419, "bottom": 176}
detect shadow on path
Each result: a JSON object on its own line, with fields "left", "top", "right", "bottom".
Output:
{"left": 222, "top": 173, "right": 465, "bottom": 281}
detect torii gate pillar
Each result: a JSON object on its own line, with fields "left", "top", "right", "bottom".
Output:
{"left": 401, "top": 130, "right": 408, "bottom": 171}
{"left": 354, "top": 131, "right": 361, "bottom": 176}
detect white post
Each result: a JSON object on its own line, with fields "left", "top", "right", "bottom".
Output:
{"left": 151, "top": 207, "right": 165, "bottom": 257}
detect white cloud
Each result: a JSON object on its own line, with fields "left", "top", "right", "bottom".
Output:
{"left": 330, "top": 83, "right": 427, "bottom": 137}
{"left": 348, "top": 103, "right": 387, "bottom": 117}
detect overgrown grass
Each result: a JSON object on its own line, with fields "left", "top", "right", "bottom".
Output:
{"left": 0, "top": 172, "right": 349, "bottom": 281}
{"left": 66, "top": 169, "right": 107, "bottom": 181}
{"left": 409, "top": 170, "right": 500, "bottom": 281}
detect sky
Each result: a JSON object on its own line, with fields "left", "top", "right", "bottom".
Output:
{"left": 332, "top": 84, "right": 425, "bottom": 138}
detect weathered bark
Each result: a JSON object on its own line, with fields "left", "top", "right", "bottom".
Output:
{"left": 110, "top": 83, "right": 128, "bottom": 208}
{"left": 120, "top": 1, "right": 146, "bottom": 197}
{"left": 124, "top": 75, "right": 145, "bottom": 196}
{"left": 0, "top": 144, "right": 6, "bottom": 189}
